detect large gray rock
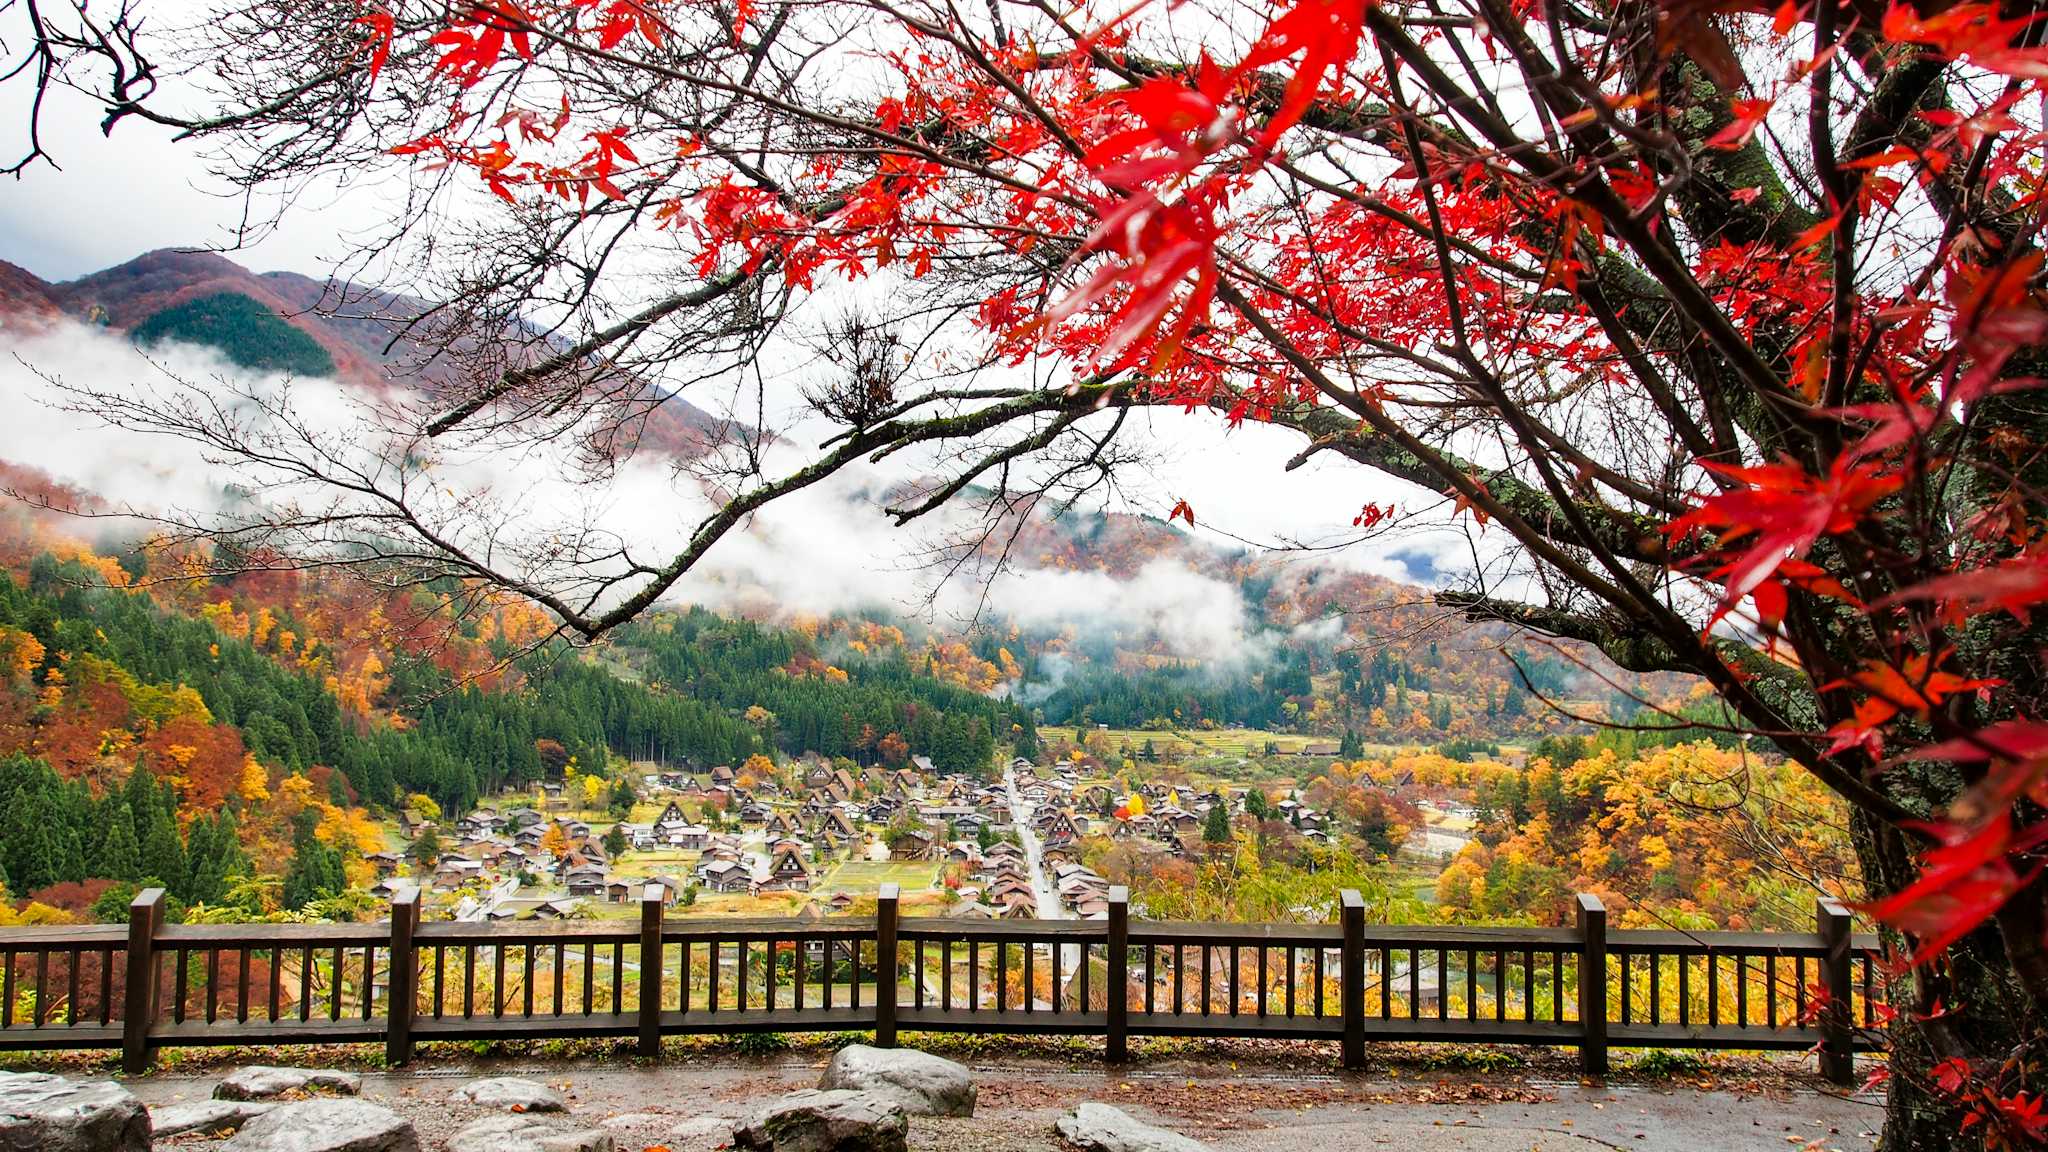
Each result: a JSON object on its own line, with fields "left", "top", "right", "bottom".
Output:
{"left": 215, "top": 1067, "right": 364, "bottom": 1102}
{"left": 151, "top": 1098, "right": 276, "bottom": 1138}
{"left": 445, "top": 1114, "right": 612, "bottom": 1152}
{"left": 1054, "top": 1103, "right": 1209, "bottom": 1152}
{"left": 732, "top": 1089, "right": 908, "bottom": 1152}
{"left": 220, "top": 1099, "right": 418, "bottom": 1152}
{"left": 451, "top": 1078, "right": 567, "bottom": 1113}
{"left": 818, "top": 1044, "right": 975, "bottom": 1117}
{"left": 0, "top": 1071, "right": 150, "bottom": 1152}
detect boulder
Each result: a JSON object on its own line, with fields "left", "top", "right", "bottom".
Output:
{"left": 220, "top": 1099, "right": 418, "bottom": 1152}
{"left": 666, "top": 1115, "right": 733, "bottom": 1140}
{"left": 0, "top": 1071, "right": 150, "bottom": 1152}
{"left": 732, "top": 1089, "right": 908, "bottom": 1152}
{"left": 1054, "top": 1103, "right": 1209, "bottom": 1152}
{"left": 451, "top": 1078, "right": 567, "bottom": 1113}
{"left": 817, "top": 1044, "right": 975, "bottom": 1117}
{"left": 215, "top": 1067, "right": 364, "bottom": 1102}
{"left": 151, "top": 1098, "right": 276, "bottom": 1138}
{"left": 445, "top": 1115, "right": 613, "bottom": 1152}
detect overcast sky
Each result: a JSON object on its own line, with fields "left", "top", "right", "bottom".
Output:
{"left": 0, "top": 69, "right": 1481, "bottom": 605}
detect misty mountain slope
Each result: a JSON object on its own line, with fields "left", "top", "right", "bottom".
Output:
{"left": 0, "top": 250, "right": 1687, "bottom": 744}
{"left": 0, "top": 248, "right": 731, "bottom": 460}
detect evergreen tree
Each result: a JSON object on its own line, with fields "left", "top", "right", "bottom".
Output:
{"left": 102, "top": 802, "right": 141, "bottom": 881}
{"left": 1203, "top": 801, "right": 1232, "bottom": 844}
{"left": 138, "top": 774, "right": 188, "bottom": 899}
{"left": 183, "top": 810, "right": 245, "bottom": 905}
{"left": 407, "top": 824, "right": 443, "bottom": 867}
{"left": 1244, "top": 788, "right": 1269, "bottom": 821}
{"left": 1338, "top": 728, "right": 1364, "bottom": 758}
{"left": 1011, "top": 714, "right": 1039, "bottom": 762}
{"left": 282, "top": 829, "right": 345, "bottom": 911}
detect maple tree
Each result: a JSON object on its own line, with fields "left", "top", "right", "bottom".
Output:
{"left": 20, "top": 0, "right": 2048, "bottom": 1138}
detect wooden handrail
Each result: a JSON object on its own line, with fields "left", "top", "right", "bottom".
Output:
{"left": 5, "top": 889, "right": 1886, "bottom": 1080}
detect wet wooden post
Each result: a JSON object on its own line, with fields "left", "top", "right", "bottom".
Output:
{"left": 385, "top": 887, "right": 418, "bottom": 1065}
{"left": 1816, "top": 899, "right": 1855, "bottom": 1086}
{"left": 1339, "top": 889, "right": 1364, "bottom": 1070}
{"left": 1577, "top": 894, "right": 1608, "bottom": 1077}
{"left": 1106, "top": 885, "right": 1129, "bottom": 1063}
{"left": 122, "top": 887, "right": 164, "bottom": 1075}
{"left": 875, "top": 884, "right": 899, "bottom": 1048}
{"left": 638, "top": 884, "right": 664, "bottom": 1058}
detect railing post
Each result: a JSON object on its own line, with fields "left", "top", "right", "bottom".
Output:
{"left": 121, "top": 887, "right": 164, "bottom": 1075}
{"left": 1106, "top": 885, "right": 1129, "bottom": 1063}
{"left": 875, "top": 883, "right": 899, "bottom": 1048}
{"left": 637, "top": 884, "right": 663, "bottom": 1058}
{"left": 385, "top": 887, "right": 418, "bottom": 1066}
{"left": 1577, "top": 893, "right": 1608, "bottom": 1077}
{"left": 1816, "top": 898, "right": 1855, "bottom": 1086}
{"left": 1339, "top": 888, "right": 1364, "bottom": 1070}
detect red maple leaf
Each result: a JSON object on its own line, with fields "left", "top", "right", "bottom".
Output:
{"left": 1898, "top": 718, "right": 2048, "bottom": 824}
{"left": 1039, "top": 190, "right": 1220, "bottom": 370}
{"left": 1084, "top": 62, "right": 1238, "bottom": 190}
{"left": 1668, "top": 455, "right": 1902, "bottom": 623}
{"left": 1705, "top": 98, "right": 1773, "bottom": 151}
{"left": 1232, "top": 0, "right": 1369, "bottom": 144}
{"left": 1931, "top": 1056, "right": 1974, "bottom": 1096}
{"left": 356, "top": 7, "right": 395, "bottom": 82}
{"left": 1856, "top": 813, "right": 2048, "bottom": 967}
{"left": 1886, "top": 548, "right": 2048, "bottom": 623}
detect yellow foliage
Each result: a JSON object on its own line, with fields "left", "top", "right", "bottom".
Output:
{"left": 0, "top": 900, "right": 74, "bottom": 927}
{"left": 238, "top": 756, "right": 271, "bottom": 802}
{"left": 0, "top": 627, "right": 44, "bottom": 679}
{"left": 278, "top": 773, "right": 316, "bottom": 807}
{"left": 1639, "top": 834, "right": 1674, "bottom": 873}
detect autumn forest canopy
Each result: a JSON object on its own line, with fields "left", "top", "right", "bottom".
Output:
{"left": 14, "top": 0, "right": 2048, "bottom": 1139}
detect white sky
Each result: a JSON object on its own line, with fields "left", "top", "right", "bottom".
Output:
{"left": 0, "top": 61, "right": 1480, "bottom": 609}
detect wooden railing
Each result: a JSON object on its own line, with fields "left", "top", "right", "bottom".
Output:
{"left": 0, "top": 885, "right": 1886, "bottom": 1084}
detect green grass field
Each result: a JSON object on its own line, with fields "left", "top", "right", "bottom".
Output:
{"left": 1081, "top": 726, "right": 1322, "bottom": 758}
{"left": 818, "top": 860, "right": 942, "bottom": 894}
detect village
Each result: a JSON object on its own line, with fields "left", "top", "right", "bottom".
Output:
{"left": 364, "top": 752, "right": 1341, "bottom": 928}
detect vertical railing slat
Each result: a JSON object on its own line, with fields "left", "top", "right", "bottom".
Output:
{"left": 1577, "top": 894, "right": 1608, "bottom": 1077}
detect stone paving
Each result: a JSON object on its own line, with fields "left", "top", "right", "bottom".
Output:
{"left": 113, "top": 1056, "right": 1882, "bottom": 1152}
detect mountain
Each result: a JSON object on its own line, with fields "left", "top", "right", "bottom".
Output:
{"left": 0, "top": 249, "right": 731, "bottom": 459}
{"left": 0, "top": 260, "right": 60, "bottom": 320}
{"left": 0, "top": 249, "right": 1686, "bottom": 750}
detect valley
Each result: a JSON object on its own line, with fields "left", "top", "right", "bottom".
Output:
{"left": 0, "top": 439, "right": 1845, "bottom": 955}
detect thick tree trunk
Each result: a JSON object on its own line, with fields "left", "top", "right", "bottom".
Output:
{"left": 1852, "top": 812, "right": 2044, "bottom": 1149}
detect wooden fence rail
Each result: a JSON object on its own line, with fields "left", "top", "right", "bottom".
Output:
{"left": 0, "top": 885, "right": 1887, "bottom": 1083}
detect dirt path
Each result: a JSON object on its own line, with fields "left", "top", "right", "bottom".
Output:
{"left": 125, "top": 1056, "right": 1881, "bottom": 1152}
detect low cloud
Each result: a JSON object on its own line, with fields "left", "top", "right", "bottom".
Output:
{"left": 1, "top": 317, "right": 1313, "bottom": 666}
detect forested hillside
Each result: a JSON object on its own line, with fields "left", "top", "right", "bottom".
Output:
{"left": 0, "top": 458, "right": 1031, "bottom": 917}
{"left": 610, "top": 610, "right": 1014, "bottom": 772}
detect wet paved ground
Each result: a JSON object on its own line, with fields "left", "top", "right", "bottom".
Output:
{"left": 120, "top": 1053, "right": 1883, "bottom": 1151}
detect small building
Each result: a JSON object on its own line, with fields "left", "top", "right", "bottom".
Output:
{"left": 762, "top": 847, "right": 814, "bottom": 892}
{"left": 697, "top": 859, "right": 754, "bottom": 894}
{"left": 563, "top": 866, "right": 609, "bottom": 898}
